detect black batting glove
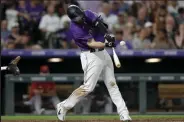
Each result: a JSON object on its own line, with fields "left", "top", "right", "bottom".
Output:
{"left": 105, "top": 41, "right": 116, "bottom": 47}
{"left": 7, "top": 56, "right": 21, "bottom": 76}
{"left": 104, "top": 34, "right": 116, "bottom": 47}
{"left": 104, "top": 34, "right": 115, "bottom": 43}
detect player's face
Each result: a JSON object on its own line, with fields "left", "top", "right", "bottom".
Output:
{"left": 73, "top": 16, "right": 85, "bottom": 24}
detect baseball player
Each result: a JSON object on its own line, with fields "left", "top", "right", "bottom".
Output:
{"left": 1, "top": 56, "right": 20, "bottom": 76}
{"left": 28, "top": 65, "right": 60, "bottom": 114}
{"left": 57, "top": 5, "right": 131, "bottom": 122}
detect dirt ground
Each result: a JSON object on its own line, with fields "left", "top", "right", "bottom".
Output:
{"left": 2, "top": 119, "right": 184, "bottom": 122}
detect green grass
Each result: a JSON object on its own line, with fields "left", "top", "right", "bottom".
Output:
{"left": 2, "top": 115, "right": 184, "bottom": 120}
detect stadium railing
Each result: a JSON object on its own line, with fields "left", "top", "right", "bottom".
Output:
{"left": 1, "top": 49, "right": 184, "bottom": 57}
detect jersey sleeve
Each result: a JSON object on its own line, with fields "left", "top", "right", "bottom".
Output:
{"left": 70, "top": 25, "right": 93, "bottom": 41}
{"left": 72, "top": 32, "right": 93, "bottom": 41}
{"left": 84, "top": 10, "right": 98, "bottom": 23}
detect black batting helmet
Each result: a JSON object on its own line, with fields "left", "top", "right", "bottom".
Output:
{"left": 67, "top": 5, "right": 85, "bottom": 23}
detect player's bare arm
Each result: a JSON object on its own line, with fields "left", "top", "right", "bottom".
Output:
{"left": 87, "top": 37, "right": 116, "bottom": 49}
{"left": 87, "top": 39, "right": 105, "bottom": 49}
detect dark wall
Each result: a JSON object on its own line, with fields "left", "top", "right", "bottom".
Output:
{"left": 1, "top": 56, "right": 184, "bottom": 91}
{"left": 1, "top": 56, "right": 184, "bottom": 114}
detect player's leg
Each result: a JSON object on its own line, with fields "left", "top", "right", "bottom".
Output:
{"left": 32, "top": 95, "right": 45, "bottom": 114}
{"left": 102, "top": 65, "right": 129, "bottom": 116}
{"left": 57, "top": 51, "right": 104, "bottom": 120}
{"left": 103, "top": 50, "right": 131, "bottom": 121}
{"left": 61, "top": 52, "right": 104, "bottom": 109}
{"left": 50, "top": 95, "right": 60, "bottom": 108}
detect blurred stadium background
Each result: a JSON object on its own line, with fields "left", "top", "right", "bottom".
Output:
{"left": 1, "top": 0, "right": 184, "bottom": 117}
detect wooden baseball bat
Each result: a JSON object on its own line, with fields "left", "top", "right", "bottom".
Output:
{"left": 112, "top": 48, "right": 121, "bottom": 68}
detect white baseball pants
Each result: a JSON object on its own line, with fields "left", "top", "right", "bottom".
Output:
{"left": 61, "top": 49, "right": 129, "bottom": 116}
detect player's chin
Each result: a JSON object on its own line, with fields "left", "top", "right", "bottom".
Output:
{"left": 74, "top": 19, "right": 84, "bottom": 24}
{"left": 76, "top": 21, "right": 84, "bottom": 24}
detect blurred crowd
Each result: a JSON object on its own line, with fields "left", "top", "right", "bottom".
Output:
{"left": 1, "top": 0, "right": 184, "bottom": 50}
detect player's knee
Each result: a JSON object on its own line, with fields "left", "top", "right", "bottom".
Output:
{"left": 74, "top": 87, "right": 89, "bottom": 96}
{"left": 110, "top": 81, "right": 116, "bottom": 87}
{"left": 84, "top": 85, "right": 95, "bottom": 93}
{"left": 86, "top": 88, "right": 94, "bottom": 94}
{"left": 107, "top": 80, "right": 117, "bottom": 88}
{"left": 74, "top": 85, "right": 94, "bottom": 96}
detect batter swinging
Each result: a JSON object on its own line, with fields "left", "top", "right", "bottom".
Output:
{"left": 57, "top": 5, "right": 132, "bottom": 122}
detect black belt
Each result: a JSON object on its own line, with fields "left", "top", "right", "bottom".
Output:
{"left": 90, "top": 48, "right": 104, "bottom": 52}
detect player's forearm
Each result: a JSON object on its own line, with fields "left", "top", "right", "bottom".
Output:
{"left": 87, "top": 39, "right": 105, "bottom": 49}
{"left": 89, "top": 42, "right": 105, "bottom": 48}
{"left": 1, "top": 66, "right": 7, "bottom": 71}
